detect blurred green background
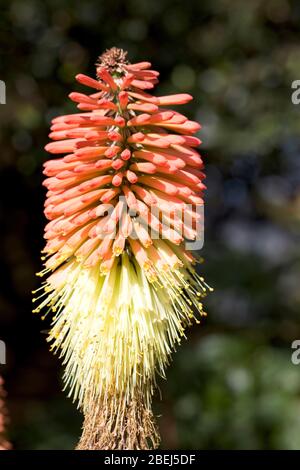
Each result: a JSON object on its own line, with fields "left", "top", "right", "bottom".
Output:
{"left": 1, "top": 0, "right": 300, "bottom": 450}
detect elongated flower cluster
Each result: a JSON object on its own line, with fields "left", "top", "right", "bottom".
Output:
{"left": 34, "top": 48, "right": 211, "bottom": 449}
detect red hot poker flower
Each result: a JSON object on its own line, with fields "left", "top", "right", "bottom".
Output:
{"left": 34, "top": 47, "right": 212, "bottom": 450}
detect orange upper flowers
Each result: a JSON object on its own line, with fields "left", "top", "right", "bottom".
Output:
{"left": 42, "top": 47, "right": 206, "bottom": 277}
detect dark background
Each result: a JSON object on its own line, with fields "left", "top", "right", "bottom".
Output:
{"left": 1, "top": 0, "right": 300, "bottom": 449}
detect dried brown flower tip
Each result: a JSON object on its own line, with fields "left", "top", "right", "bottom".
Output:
{"left": 96, "top": 47, "right": 129, "bottom": 74}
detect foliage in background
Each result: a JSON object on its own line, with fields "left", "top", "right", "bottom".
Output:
{"left": 0, "top": 0, "right": 300, "bottom": 449}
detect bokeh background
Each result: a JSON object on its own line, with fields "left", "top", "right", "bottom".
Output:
{"left": 1, "top": 0, "right": 300, "bottom": 450}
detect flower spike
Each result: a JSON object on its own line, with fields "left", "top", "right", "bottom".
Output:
{"left": 35, "top": 47, "right": 212, "bottom": 450}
